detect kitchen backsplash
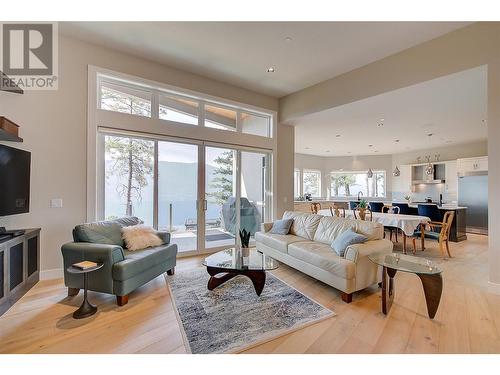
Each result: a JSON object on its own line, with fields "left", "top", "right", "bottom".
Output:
{"left": 392, "top": 183, "right": 457, "bottom": 203}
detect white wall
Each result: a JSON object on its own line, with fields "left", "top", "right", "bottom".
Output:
{"left": 0, "top": 34, "right": 280, "bottom": 274}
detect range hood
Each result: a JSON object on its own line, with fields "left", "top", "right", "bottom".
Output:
{"left": 411, "top": 163, "right": 446, "bottom": 185}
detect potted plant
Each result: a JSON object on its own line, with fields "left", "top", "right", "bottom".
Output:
{"left": 239, "top": 229, "right": 251, "bottom": 256}
{"left": 356, "top": 199, "right": 369, "bottom": 220}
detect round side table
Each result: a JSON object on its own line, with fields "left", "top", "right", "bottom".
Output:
{"left": 66, "top": 263, "right": 104, "bottom": 319}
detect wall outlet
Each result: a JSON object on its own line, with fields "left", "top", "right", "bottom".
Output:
{"left": 50, "top": 198, "right": 63, "bottom": 208}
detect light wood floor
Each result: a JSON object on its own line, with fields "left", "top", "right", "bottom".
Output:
{"left": 0, "top": 233, "right": 498, "bottom": 354}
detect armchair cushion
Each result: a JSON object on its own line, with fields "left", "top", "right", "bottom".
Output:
{"left": 121, "top": 225, "right": 163, "bottom": 251}
{"left": 73, "top": 216, "right": 143, "bottom": 247}
{"left": 113, "top": 244, "right": 177, "bottom": 281}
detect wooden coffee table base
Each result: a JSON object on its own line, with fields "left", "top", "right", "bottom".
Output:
{"left": 381, "top": 266, "right": 443, "bottom": 319}
{"left": 206, "top": 266, "right": 266, "bottom": 296}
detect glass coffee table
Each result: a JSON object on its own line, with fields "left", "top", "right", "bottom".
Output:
{"left": 369, "top": 253, "right": 443, "bottom": 319}
{"left": 203, "top": 248, "right": 279, "bottom": 296}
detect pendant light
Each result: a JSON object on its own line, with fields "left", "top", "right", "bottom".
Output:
{"left": 393, "top": 166, "right": 400, "bottom": 177}
{"left": 367, "top": 168, "right": 374, "bottom": 178}
{"left": 425, "top": 156, "right": 433, "bottom": 175}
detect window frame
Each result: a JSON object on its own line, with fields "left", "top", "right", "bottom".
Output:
{"left": 302, "top": 169, "right": 322, "bottom": 198}
{"left": 88, "top": 65, "right": 277, "bottom": 223}
{"left": 294, "top": 168, "right": 301, "bottom": 199}
{"left": 329, "top": 170, "right": 387, "bottom": 198}
{"left": 96, "top": 74, "right": 273, "bottom": 137}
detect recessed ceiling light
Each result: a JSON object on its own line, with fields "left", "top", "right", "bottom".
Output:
{"left": 267, "top": 67, "right": 275, "bottom": 73}
{"left": 347, "top": 151, "right": 352, "bottom": 154}
{"left": 368, "top": 144, "right": 373, "bottom": 147}
{"left": 335, "top": 134, "right": 341, "bottom": 138}
{"left": 377, "top": 123, "right": 384, "bottom": 127}
{"left": 325, "top": 150, "right": 331, "bottom": 153}
{"left": 380, "top": 118, "right": 385, "bottom": 122}
{"left": 395, "top": 139, "right": 400, "bottom": 143}
{"left": 427, "top": 133, "right": 434, "bottom": 137}
{"left": 482, "top": 119, "right": 487, "bottom": 125}
{"left": 374, "top": 150, "right": 379, "bottom": 153}
{"left": 284, "top": 36, "right": 292, "bottom": 42}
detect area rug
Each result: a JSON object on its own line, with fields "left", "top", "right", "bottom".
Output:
{"left": 166, "top": 268, "right": 335, "bottom": 354}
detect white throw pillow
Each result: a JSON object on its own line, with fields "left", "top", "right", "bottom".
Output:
{"left": 122, "top": 225, "right": 163, "bottom": 251}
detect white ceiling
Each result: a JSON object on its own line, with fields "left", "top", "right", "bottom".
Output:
{"left": 292, "top": 66, "right": 487, "bottom": 157}
{"left": 60, "top": 22, "right": 470, "bottom": 97}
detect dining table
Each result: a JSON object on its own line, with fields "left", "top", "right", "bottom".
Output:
{"left": 317, "top": 209, "right": 431, "bottom": 254}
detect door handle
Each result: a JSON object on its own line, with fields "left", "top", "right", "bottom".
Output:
{"left": 204, "top": 199, "right": 208, "bottom": 211}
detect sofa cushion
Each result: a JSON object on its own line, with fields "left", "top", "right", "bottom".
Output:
{"left": 282, "top": 211, "right": 321, "bottom": 240}
{"left": 288, "top": 241, "right": 356, "bottom": 279}
{"left": 313, "top": 216, "right": 356, "bottom": 245}
{"left": 73, "top": 216, "right": 143, "bottom": 246}
{"left": 112, "top": 244, "right": 176, "bottom": 281}
{"left": 313, "top": 216, "right": 383, "bottom": 245}
{"left": 270, "top": 218, "right": 294, "bottom": 235}
{"left": 353, "top": 220, "right": 384, "bottom": 241}
{"left": 331, "top": 229, "right": 368, "bottom": 257}
{"left": 255, "top": 231, "right": 308, "bottom": 253}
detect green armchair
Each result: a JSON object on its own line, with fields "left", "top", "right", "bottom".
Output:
{"left": 61, "top": 217, "right": 177, "bottom": 306}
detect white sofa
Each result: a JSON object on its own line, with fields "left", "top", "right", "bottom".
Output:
{"left": 255, "top": 211, "right": 393, "bottom": 302}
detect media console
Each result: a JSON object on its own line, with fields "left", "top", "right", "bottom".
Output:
{"left": 0, "top": 228, "right": 41, "bottom": 316}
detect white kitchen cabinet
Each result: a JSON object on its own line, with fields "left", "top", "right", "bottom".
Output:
{"left": 444, "top": 160, "right": 458, "bottom": 197}
{"left": 457, "top": 156, "right": 488, "bottom": 175}
{"left": 392, "top": 164, "right": 412, "bottom": 194}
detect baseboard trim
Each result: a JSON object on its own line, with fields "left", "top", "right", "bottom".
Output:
{"left": 40, "top": 268, "right": 63, "bottom": 280}
{"left": 488, "top": 281, "right": 500, "bottom": 295}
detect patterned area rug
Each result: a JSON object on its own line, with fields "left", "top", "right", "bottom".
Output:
{"left": 166, "top": 268, "right": 335, "bottom": 354}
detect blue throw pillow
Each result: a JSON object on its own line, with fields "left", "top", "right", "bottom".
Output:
{"left": 270, "top": 218, "right": 293, "bottom": 235}
{"left": 331, "top": 229, "right": 368, "bottom": 257}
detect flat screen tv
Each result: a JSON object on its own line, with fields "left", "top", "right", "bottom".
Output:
{"left": 0, "top": 144, "right": 31, "bottom": 216}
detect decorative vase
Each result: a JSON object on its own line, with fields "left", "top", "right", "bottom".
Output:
{"left": 358, "top": 208, "right": 366, "bottom": 221}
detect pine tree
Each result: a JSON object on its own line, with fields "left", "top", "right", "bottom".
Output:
{"left": 105, "top": 136, "right": 154, "bottom": 216}
{"left": 207, "top": 150, "right": 234, "bottom": 205}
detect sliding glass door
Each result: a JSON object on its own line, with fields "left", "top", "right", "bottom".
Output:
{"left": 205, "top": 146, "right": 237, "bottom": 249}
{"left": 158, "top": 140, "right": 198, "bottom": 253}
{"left": 240, "top": 150, "right": 271, "bottom": 246}
{"left": 102, "top": 132, "right": 271, "bottom": 255}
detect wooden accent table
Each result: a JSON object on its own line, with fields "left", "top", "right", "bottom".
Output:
{"left": 369, "top": 253, "right": 443, "bottom": 319}
{"left": 203, "top": 248, "right": 278, "bottom": 296}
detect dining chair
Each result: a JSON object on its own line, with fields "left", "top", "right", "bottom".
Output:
{"left": 310, "top": 202, "right": 321, "bottom": 214}
{"left": 352, "top": 207, "right": 373, "bottom": 221}
{"left": 392, "top": 202, "right": 412, "bottom": 215}
{"left": 349, "top": 201, "right": 359, "bottom": 210}
{"left": 368, "top": 202, "right": 384, "bottom": 213}
{"left": 382, "top": 205, "right": 400, "bottom": 243}
{"left": 329, "top": 205, "right": 346, "bottom": 218}
{"left": 414, "top": 211, "right": 455, "bottom": 257}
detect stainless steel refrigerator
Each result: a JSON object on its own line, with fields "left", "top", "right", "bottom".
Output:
{"left": 458, "top": 172, "right": 488, "bottom": 234}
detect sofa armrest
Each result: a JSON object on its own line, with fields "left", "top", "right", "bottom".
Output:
{"left": 61, "top": 242, "right": 125, "bottom": 293}
{"left": 261, "top": 222, "right": 274, "bottom": 233}
{"left": 155, "top": 231, "right": 171, "bottom": 245}
{"left": 344, "top": 239, "right": 393, "bottom": 263}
